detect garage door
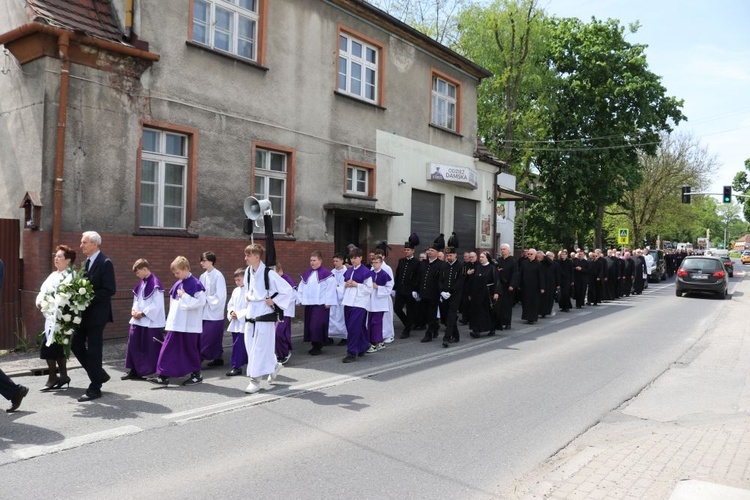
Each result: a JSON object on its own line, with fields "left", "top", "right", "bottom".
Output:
{"left": 453, "top": 197, "right": 477, "bottom": 253}
{"left": 410, "top": 189, "right": 442, "bottom": 251}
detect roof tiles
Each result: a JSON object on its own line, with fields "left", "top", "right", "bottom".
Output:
{"left": 26, "top": 0, "right": 125, "bottom": 43}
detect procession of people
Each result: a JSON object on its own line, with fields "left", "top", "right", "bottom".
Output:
{"left": 3, "top": 227, "right": 670, "bottom": 411}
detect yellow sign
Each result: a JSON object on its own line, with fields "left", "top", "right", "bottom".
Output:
{"left": 618, "top": 228, "right": 629, "bottom": 245}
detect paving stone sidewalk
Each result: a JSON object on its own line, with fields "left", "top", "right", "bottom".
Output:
{"left": 513, "top": 275, "right": 750, "bottom": 499}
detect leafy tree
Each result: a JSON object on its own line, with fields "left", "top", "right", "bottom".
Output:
{"left": 731, "top": 158, "right": 750, "bottom": 222}
{"left": 528, "top": 17, "right": 685, "bottom": 249}
{"left": 456, "top": 0, "right": 550, "bottom": 173}
{"left": 365, "top": 0, "right": 467, "bottom": 45}
{"left": 606, "top": 132, "right": 717, "bottom": 247}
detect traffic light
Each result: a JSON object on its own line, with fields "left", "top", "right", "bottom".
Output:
{"left": 723, "top": 186, "right": 732, "bottom": 203}
{"left": 681, "top": 186, "right": 691, "bottom": 204}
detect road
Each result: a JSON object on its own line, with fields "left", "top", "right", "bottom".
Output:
{"left": 0, "top": 273, "right": 742, "bottom": 499}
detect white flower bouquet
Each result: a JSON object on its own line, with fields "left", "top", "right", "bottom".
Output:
{"left": 40, "top": 263, "right": 95, "bottom": 358}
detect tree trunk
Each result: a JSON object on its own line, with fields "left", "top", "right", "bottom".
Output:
{"left": 594, "top": 204, "right": 605, "bottom": 248}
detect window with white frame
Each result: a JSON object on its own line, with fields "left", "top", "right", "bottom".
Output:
{"left": 346, "top": 165, "right": 370, "bottom": 196}
{"left": 431, "top": 75, "right": 458, "bottom": 131}
{"left": 192, "top": 0, "right": 259, "bottom": 61}
{"left": 140, "top": 128, "right": 188, "bottom": 229}
{"left": 254, "top": 148, "right": 287, "bottom": 233}
{"left": 338, "top": 32, "right": 379, "bottom": 103}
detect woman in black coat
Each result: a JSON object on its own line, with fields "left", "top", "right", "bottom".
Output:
{"left": 468, "top": 252, "right": 501, "bottom": 337}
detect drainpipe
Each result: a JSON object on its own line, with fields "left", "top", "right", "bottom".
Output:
{"left": 52, "top": 32, "right": 70, "bottom": 247}
{"left": 125, "top": 0, "right": 134, "bottom": 41}
{"left": 492, "top": 168, "right": 500, "bottom": 257}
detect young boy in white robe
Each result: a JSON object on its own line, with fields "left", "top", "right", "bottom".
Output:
{"left": 243, "top": 244, "right": 295, "bottom": 394}
{"left": 199, "top": 251, "right": 227, "bottom": 366}
{"left": 148, "top": 256, "right": 206, "bottom": 387}
{"left": 373, "top": 247, "right": 395, "bottom": 344}
{"left": 367, "top": 255, "right": 393, "bottom": 352}
{"left": 328, "top": 253, "right": 348, "bottom": 344}
{"left": 225, "top": 268, "right": 248, "bottom": 377}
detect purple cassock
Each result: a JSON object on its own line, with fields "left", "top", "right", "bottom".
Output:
{"left": 300, "top": 267, "right": 332, "bottom": 344}
{"left": 368, "top": 269, "right": 390, "bottom": 345}
{"left": 125, "top": 273, "right": 164, "bottom": 376}
{"left": 275, "top": 273, "right": 296, "bottom": 360}
{"left": 157, "top": 275, "right": 205, "bottom": 378}
{"left": 200, "top": 320, "right": 225, "bottom": 360}
{"left": 344, "top": 265, "right": 372, "bottom": 356}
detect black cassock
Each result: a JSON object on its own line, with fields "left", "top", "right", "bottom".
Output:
{"left": 468, "top": 262, "right": 499, "bottom": 333}
{"left": 557, "top": 257, "right": 574, "bottom": 311}
{"left": 518, "top": 258, "right": 543, "bottom": 323}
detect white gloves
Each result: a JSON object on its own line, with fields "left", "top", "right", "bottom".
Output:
{"left": 412, "top": 291, "right": 421, "bottom": 301}
{"left": 440, "top": 291, "right": 451, "bottom": 300}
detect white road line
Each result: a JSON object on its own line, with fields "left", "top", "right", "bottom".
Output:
{"left": 13, "top": 425, "right": 143, "bottom": 460}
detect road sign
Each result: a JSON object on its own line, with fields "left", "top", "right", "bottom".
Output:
{"left": 618, "top": 228, "right": 629, "bottom": 245}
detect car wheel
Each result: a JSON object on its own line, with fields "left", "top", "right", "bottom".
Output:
{"left": 675, "top": 289, "right": 682, "bottom": 297}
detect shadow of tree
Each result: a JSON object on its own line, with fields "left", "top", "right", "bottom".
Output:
{"left": 0, "top": 419, "right": 65, "bottom": 451}
{"left": 293, "top": 390, "right": 369, "bottom": 411}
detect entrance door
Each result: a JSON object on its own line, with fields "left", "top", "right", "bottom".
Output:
{"left": 410, "top": 190, "right": 441, "bottom": 252}
{"left": 334, "top": 214, "right": 361, "bottom": 254}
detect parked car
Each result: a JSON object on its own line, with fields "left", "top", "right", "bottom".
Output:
{"left": 741, "top": 251, "right": 750, "bottom": 264}
{"left": 719, "top": 255, "right": 734, "bottom": 277}
{"left": 647, "top": 249, "right": 666, "bottom": 282}
{"left": 675, "top": 256, "right": 728, "bottom": 299}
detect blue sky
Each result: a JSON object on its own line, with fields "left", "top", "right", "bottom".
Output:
{"left": 544, "top": 0, "right": 750, "bottom": 194}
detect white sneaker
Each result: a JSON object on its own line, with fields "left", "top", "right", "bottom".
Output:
{"left": 384, "top": 337, "right": 394, "bottom": 344}
{"left": 244, "top": 378, "right": 261, "bottom": 394}
{"left": 376, "top": 342, "right": 385, "bottom": 351}
{"left": 268, "top": 362, "right": 283, "bottom": 382}
{"left": 366, "top": 344, "right": 378, "bottom": 353}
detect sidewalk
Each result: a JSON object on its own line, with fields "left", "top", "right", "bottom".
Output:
{"left": 514, "top": 274, "right": 750, "bottom": 499}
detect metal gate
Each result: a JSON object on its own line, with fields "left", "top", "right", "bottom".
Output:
{"left": 410, "top": 190, "right": 442, "bottom": 252}
{"left": 0, "top": 219, "right": 21, "bottom": 350}
{"left": 453, "top": 197, "right": 478, "bottom": 253}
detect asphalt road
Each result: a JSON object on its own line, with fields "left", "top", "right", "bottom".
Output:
{"left": 0, "top": 273, "right": 741, "bottom": 499}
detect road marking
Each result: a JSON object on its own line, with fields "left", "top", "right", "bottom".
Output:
{"left": 12, "top": 425, "right": 143, "bottom": 460}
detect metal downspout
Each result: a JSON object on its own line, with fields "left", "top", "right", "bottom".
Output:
{"left": 52, "top": 32, "right": 70, "bottom": 246}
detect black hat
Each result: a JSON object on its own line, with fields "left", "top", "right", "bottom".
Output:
{"left": 444, "top": 232, "right": 459, "bottom": 254}
{"left": 375, "top": 240, "right": 391, "bottom": 257}
{"left": 404, "top": 232, "right": 420, "bottom": 249}
{"left": 429, "top": 233, "right": 445, "bottom": 252}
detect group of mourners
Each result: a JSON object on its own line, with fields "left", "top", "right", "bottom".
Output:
{"left": 8, "top": 227, "right": 679, "bottom": 413}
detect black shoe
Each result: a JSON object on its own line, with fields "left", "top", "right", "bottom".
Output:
{"left": 337, "top": 339, "right": 348, "bottom": 346}
{"left": 420, "top": 336, "right": 432, "bottom": 343}
{"left": 470, "top": 331, "right": 480, "bottom": 338}
{"left": 400, "top": 332, "right": 411, "bottom": 339}
{"left": 342, "top": 354, "right": 356, "bottom": 363}
{"left": 77, "top": 390, "right": 102, "bottom": 402}
{"left": 432, "top": 331, "right": 438, "bottom": 338}
{"left": 357, "top": 352, "right": 366, "bottom": 357}
{"left": 147, "top": 376, "right": 169, "bottom": 386}
{"left": 459, "top": 319, "right": 468, "bottom": 325}
{"left": 504, "top": 324, "right": 511, "bottom": 330}
{"left": 7, "top": 386, "right": 29, "bottom": 412}
{"left": 226, "top": 368, "right": 243, "bottom": 377}
{"left": 487, "top": 330, "right": 496, "bottom": 337}
{"left": 51, "top": 376, "right": 71, "bottom": 389}
{"left": 101, "top": 371, "right": 111, "bottom": 384}
{"left": 413, "top": 325, "right": 426, "bottom": 331}
{"left": 326, "top": 338, "right": 335, "bottom": 345}
{"left": 207, "top": 359, "right": 224, "bottom": 367}
{"left": 182, "top": 373, "right": 203, "bottom": 386}
{"left": 442, "top": 341, "right": 449, "bottom": 348}
{"left": 308, "top": 347, "right": 322, "bottom": 356}
{"left": 121, "top": 370, "right": 143, "bottom": 381}
{"left": 448, "top": 337, "right": 459, "bottom": 344}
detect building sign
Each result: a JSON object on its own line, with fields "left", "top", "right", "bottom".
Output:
{"left": 427, "top": 163, "right": 478, "bottom": 190}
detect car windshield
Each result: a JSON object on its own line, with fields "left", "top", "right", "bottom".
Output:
{"left": 682, "top": 259, "right": 722, "bottom": 273}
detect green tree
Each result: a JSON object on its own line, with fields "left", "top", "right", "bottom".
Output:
{"left": 365, "top": 0, "right": 467, "bottom": 45}
{"left": 731, "top": 158, "right": 750, "bottom": 222}
{"left": 456, "top": 0, "right": 550, "bottom": 174}
{"left": 606, "top": 132, "right": 717, "bottom": 247}
{"left": 528, "top": 17, "right": 685, "bottom": 249}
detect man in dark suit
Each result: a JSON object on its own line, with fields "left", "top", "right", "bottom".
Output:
{"left": 1, "top": 367, "right": 28, "bottom": 413}
{"left": 74, "top": 231, "right": 116, "bottom": 402}
{"left": 394, "top": 233, "right": 420, "bottom": 339}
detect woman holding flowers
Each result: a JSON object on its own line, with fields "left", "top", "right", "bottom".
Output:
{"left": 35, "top": 245, "right": 77, "bottom": 391}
